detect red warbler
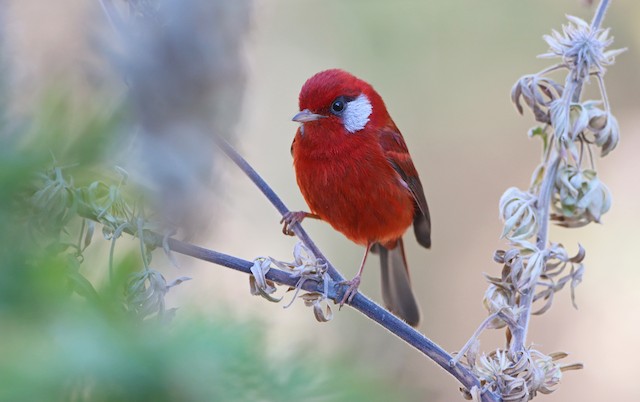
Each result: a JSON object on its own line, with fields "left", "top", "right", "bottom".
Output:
{"left": 283, "top": 69, "right": 431, "bottom": 327}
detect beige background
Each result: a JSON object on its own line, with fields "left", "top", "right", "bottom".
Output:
{"left": 6, "top": 0, "right": 640, "bottom": 401}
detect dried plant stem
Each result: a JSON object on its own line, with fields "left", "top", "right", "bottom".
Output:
{"left": 511, "top": 155, "right": 560, "bottom": 353}
{"left": 510, "top": 0, "right": 612, "bottom": 355}
{"left": 535, "top": 155, "right": 561, "bottom": 252}
{"left": 450, "top": 312, "right": 503, "bottom": 367}
{"left": 595, "top": 73, "right": 611, "bottom": 113}
{"left": 591, "top": 0, "right": 610, "bottom": 31}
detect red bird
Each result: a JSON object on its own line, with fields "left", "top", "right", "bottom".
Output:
{"left": 283, "top": 69, "right": 431, "bottom": 327}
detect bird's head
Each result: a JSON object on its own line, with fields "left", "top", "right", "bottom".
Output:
{"left": 292, "top": 69, "right": 389, "bottom": 136}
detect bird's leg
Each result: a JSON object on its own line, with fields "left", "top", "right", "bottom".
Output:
{"left": 339, "top": 242, "right": 371, "bottom": 308}
{"left": 280, "top": 211, "right": 320, "bottom": 236}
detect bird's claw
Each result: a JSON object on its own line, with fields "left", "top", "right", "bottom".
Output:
{"left": 280, "top": 211, "right": 306, "bottom": 236}
{"left": 338, "top": 276, "right": 361, "bottom": 309}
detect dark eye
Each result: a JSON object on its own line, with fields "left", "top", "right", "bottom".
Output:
{"left": 331, "top": 98, "right": 345, "bottom": 114}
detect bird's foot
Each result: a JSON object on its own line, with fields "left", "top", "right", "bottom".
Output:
{"left": 280, "top": 211, "right": 319, "bottom": 236}
{"left": 280, "top": 211, "right": 307, "bottom": 236}
{"left": 338, "top": 276, "right": 361, "bottom": 308}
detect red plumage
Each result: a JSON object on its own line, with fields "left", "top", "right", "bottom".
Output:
{"left": 287, "top": 69, "right": 431, "bottom": 326}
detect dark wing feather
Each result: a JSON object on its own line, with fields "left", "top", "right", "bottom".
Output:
{"left": 378, "top": 123, "right": 431, "bottom": 249}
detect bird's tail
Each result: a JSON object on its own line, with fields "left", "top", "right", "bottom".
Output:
{"left": 376, "top": 239, "right": 421, "bottom": 327}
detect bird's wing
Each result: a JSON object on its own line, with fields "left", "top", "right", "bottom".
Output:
{"left": 378, "top": 122, "right": 431, "bottom": 249}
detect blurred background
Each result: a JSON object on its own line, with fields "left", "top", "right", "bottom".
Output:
{"left": 1, "top": 0, "right": 639, "bottom": 401}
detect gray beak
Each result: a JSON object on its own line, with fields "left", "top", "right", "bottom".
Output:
{"left": 292, "top": 109, "right": 325, "bottom": 123}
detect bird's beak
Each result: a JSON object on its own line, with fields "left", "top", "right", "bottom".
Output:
{"left": 292, "top": 109, "right": 325, "bottom": 123}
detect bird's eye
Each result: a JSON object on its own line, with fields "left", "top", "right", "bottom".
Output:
{"left": 331, "top": 99, "right": 345, "bottom": 114}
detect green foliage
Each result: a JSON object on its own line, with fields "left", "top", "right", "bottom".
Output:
{"left": 0, "top": 309, "right": 410, "bottom": 402}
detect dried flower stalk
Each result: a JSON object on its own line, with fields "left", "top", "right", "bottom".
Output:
{"left": 458, "top": 1, "right": 621, "bottom": 399}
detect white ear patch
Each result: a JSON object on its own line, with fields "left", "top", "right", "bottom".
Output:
{"left": 343, "top": 93, "right": 372, "bottom": 133}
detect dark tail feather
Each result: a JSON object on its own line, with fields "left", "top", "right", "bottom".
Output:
{"left": 378, "top": 239, "right": 420, "bottom": 327}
